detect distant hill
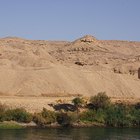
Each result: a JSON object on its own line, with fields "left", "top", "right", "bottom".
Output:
{"left": 0, "top": 35, "right": 140, "bottom": 98}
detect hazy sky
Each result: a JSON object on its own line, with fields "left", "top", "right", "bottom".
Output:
{"left": 0, "top": 0, "right": 140, "bottom": 41}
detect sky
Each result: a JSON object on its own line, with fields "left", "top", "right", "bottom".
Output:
{"left": 0, "top": 0, "right": 140, "bottom": 41}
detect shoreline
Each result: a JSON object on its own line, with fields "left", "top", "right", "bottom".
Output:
{"left": 0, "top": 93, "right": 140, "bottom": 129}
{"left": 1, "top": 121, "right": 140, "bottom": 129}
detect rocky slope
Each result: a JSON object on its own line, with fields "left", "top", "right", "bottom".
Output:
{"left": 0, "top": 35, "right": 140, "bottom": 98}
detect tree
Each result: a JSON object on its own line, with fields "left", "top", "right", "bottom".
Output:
{"left": 72, "top": 97, "right": 84, "bottom": 107}
{"left": 72, "top": 97, "right": 84, "bottom": 112}
{"left": 90, "top": 92, "right": 111, "bottom": 110}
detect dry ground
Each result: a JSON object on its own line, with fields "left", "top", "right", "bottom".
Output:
{"left": 0, "top": 96, "right": 140, "bottom": 113}
{"left": 0, "top": 96, "right": 74, "bottom": 113}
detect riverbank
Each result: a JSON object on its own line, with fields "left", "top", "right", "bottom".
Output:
{"left": 0, "top": 96, "right": 139, "bottom": 113}
{"left": 0, "top": 106, "right": 139, "bottom": 129}
{"left": 0, "top": 120, "right": 140, "bottom": 130}
{"left": 0, "top": 93, "right": 140, "bottom": 129}
{"left": 0, "top": 121, "right": 106, "bottom": 129}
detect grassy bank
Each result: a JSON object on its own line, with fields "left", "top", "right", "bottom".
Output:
{"left": 0, "top": 92, "right": 140, "bottom": 128}
{"left": 0, "top": 122, "right": 24, "bottom": 129}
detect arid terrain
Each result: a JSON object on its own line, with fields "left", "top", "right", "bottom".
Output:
{"left": 0, "top": 35, "right": 140, "bottom": 112}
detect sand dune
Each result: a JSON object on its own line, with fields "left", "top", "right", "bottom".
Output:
{"left": 0, "top": 35, "right": 140, "bottom": 99}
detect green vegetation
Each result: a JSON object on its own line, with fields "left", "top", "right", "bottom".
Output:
{"left": 0, "top": 122, "right": 24, "bottom": 129}
{"left": 0, "top": 107, "right": 32, "bottom": 123}
{"left": 80, "top": 109, "right": 105, "bottom": 124}
{"left": 90, "top": 92, "right": 111, "bottom": 109}
{"left": 78, "top": 93, "right": 140, "bottom": 127}
{"left": 5, "top": 108, "right": 32, "bottom": 123}
{"left": 33, "top": 108, "right": 57, "bottom": 126}
{"left": 105, "top": 104, "right": 140, "bottom": 127}
{"left": 0, "top": 92, "right": 140, "bottom": 128}
{"left": 57, "top": 112, "right": 72, "bottom": 126}
{"left": 72, "top": 97, "right": 85, "bottom": 108}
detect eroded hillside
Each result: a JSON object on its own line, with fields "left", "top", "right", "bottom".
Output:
{"left": 0, "top": 35, "right": 140, "bottom": 98}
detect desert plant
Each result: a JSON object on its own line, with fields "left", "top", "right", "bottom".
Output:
{"left": 33, "top": 113, "right": 47, "bottom": 126}
{"left": 5, "top": 108, "right": 32, "bottom": 123}
{"left": 79, "top": 110, "right": 96, "bottom": 122}
{"left": 94, "top": 109, "right": 106, "bottom": 123}
{"left": 105, "top": 104, "right": 136, "bottom": 127}
{"left": 72, "top": 97, "right": 84, "bottom": 108}
{"left": 0, "top": 103, "right": 6, "bottom": 112}
{"left": 72, "top": 97, "right": 85, "bottom": 114}
{"left": 90, "top": 92, "right": 111, "bottom": 110}
{"left": 56, "top": 112, "right": 72, "bottom": 126}
{"left": 79, "top": 109, "right": 105, "bottom": 124}
{"left": 41, "top": 108, "right": 56, "bottom": 124}
{"left": 0, "top": 103, "right": 7, "bottom": 122}
{"left": 33, "top": 108, "right": 57, "bottom": 126}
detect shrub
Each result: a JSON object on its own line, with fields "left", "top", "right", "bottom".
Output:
{"left": 72, "top": 97, "right": 85, "bottom": 108}
{"left": 79, "top": 109, "right": 105, "bottom": 123}
{"left": 67, "top": 112, "right": 79, "bottom": 123}
{"left": 0, "top": 103, "right": 6, "bottom": 112}
{"left": 33, "top": 108, "right": 57, "bottom": 126}
{"left": 0, "top": 103, "right": 7, "bottom": 122}
{"left": 5, "top": 108, "right": 32, "bottom": 123}
{"left": 33, "top": 113, "right": 47, "bottom": 126}
{"left": 0, "top": 112, "right": 5, "bottom": 122}
{"left": 105, "top": 104, "right": 135, "bottom": 127}
{"left": 94, "top": 109, "right": 106, "bottom": 123}
{"left": 129, "top": 107, "right": 140, "bottom": 126}
{"left": 79, "top": 110, "right": 96, "bottom": 122}
{"left": 57, "top": 113, "right": 72, "bottom": 126}
{"left": 90, "top": 92, "right": 111, "bottom": 110}
{"left": 41, "top": 108, "right": 56, "bottom": 124}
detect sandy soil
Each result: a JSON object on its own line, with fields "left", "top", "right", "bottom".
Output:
{"left": 0, "top": 96, "right": 140, "bottom": 113}
{"left": 0, "top": 96, "right": 74, "bottom": 113}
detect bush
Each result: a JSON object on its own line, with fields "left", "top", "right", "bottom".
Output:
{"left": 33, "top": 113, "right": 47, "bottom": 126}
{"left": 0, "top": 103, "right": 6, "bottom": 112}
{"left": 67, "top": 112, "right": 79, "bottom": 123}
{"left": 79, "top": 109, "right": 105, "bottom": 123}
{"left": 33, "top": 108, "right": 57, "bottom": 126}
{"left": 79, "top": 110, "right": 96, "bottom": 122}
{"left": 90, "top": 92, "right": 111, "bottom": 110}
{"left": 0, "top": 103, "right": 7, "bottom": 122}
{"left": 57, "top": 113, "right": 72, "bottom": 126}
{"left": 72, "top": 97, "right": 85, "bottom": 108}
{"left": 41, "top": 108, "right": 56, "bottom": 124}
{"left": 129, "top": 107, "right": 140, "bottom": 126}
{"left": 5, "top": 108, "right": 32, "bottom": 123}
{"left": 94, "top": 109, "right": 106, "bottom": 123}
{"left": 105, "top": 104, "right": 135, "bottom": 127}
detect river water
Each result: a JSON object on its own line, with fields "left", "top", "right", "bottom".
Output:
{"left": 0, "top": 128, "right": 140, "bottom": 140}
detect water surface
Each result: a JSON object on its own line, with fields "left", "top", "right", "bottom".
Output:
{"left": 0, "top": 127, "right": 140, "bottom": 140}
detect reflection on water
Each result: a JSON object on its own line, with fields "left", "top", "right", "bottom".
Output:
{"left": 0, "top": 127, "right": 140, "bottom": 140}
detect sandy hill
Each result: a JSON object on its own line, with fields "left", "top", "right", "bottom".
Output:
{"left": 0, "top": 35, "right": 140, "bottom": 98}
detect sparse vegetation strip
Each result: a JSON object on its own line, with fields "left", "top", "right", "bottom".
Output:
{"left": 0, "top": 92, "right": 140, "bottom": 128}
